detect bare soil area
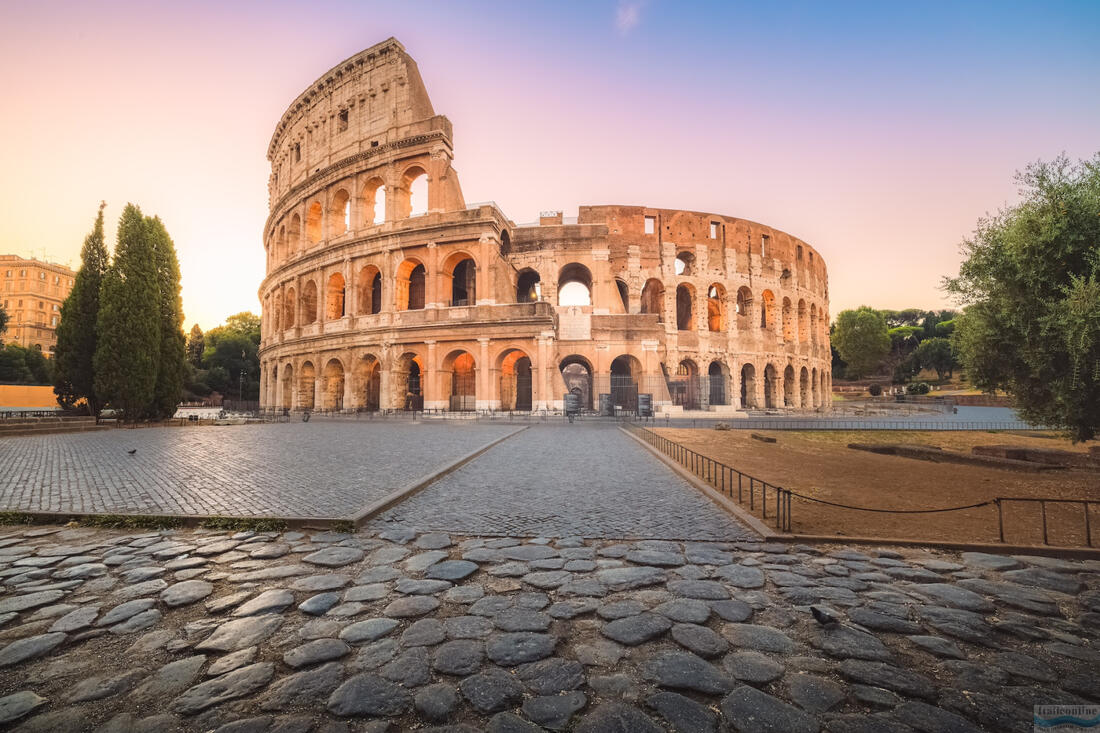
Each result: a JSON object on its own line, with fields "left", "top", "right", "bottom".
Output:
{"left": 654, "top": 429, "right": 1100, "bottom": 545}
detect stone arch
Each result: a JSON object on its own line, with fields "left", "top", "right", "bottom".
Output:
{"left": 497, "top": 348, "right": 533, "bottom": 411}
{"left": 709, "top": 360, "right": 730, "bottom": 405}
{"left": 355, "top": 353, "right": 382, "bottom": 411}
{"left": 740, "top": 363, "right": 757, "bottom": 408}
{"left": 707, "top": 284, "right": 726, "bottom": 332}
{"left": 800, "top": 366, "right": 810, "bottom": 408}
{"left": 357, "top": 265, "right": 382, "bottom": 315}
{"left": 760, "top": 290, "right": 776, "bottom": 331}
{"left": 736, "top": 286, "right": 753, "bottom": 329}
{"left": 326, "top": 272, "right": 346, "bottom": 320}
{"left": 299, "top": 361, "right": 316, "bottom": 409}
{"left": 783, "top": 363, "right": 796, "bottom": 407}
{"left": 798, "top": 299, "right": 808, "bottom": 343}
{"left": 362, "top": 177, "right": 386, "bottom": 225}
{"left": 395, "top": 258, "right": 426, "bottom": 311}
{"left": 615, "top": 278, "right": 629, "bottom": 313}
{"left": 442, "top": 251, "right": 477, "bottom": 307}
{"left": 329, "top": 188, "right": 351, "bottom": 238}
{"left": 322, "top": 358, "right": 346, "bottom": 410}
{"left": 398, "top": 165, "right": 429, "bottom": 219}
{"left": 287, "top": 213, "right": 301, "bottom": 256}
{"left": 641, "top": 278, "right": 665, "bottom": 322}
{"left": 281, "top": 363, "right": 295, "bottom": 408}
{"left": 306, "top": 201, "right": 323, "bottom": 244}
{"left": 782, "top": 297, "right": 794, "bottom": 341}
{"left": 764, "top": 362, "right": 778, "bottom": 408}
{"left": 558, "top": 263, "right": 592, "bottom": 306}
{"left": 560, "top": 354, "right": 594, "bottom": 411}
{"left": 301, "top": 280, "right": 318, "bottom": 324}
{"left": 276, "top": 225, "right": 287, "bottom": 263}
{"left": 393, "top": 351, "right": 424, "bottom": 410}
{"left": 442, "top": 349, "right": 477, "bottom": 411}
{"left": 675, "top": 283, "right": 695, "bottom": 331}
{"left": 672, "top": 358, "right": 701, "bottom": 410}
{"left": 674, "top": 250, "right": 695, "bottom": 276}
{"left": 516, "top": 268, "right": 541, "bottom": 303}
{"left": 610, "top": 354, "right": 642, "bottom": 412}
{"left": 283, "top": 286, "right": 297, "bottom": 328}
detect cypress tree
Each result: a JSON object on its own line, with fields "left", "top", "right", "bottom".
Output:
{"left": 148, "top": 215, "right": 185, "bottom": 419}
{"left": 186, "top": 324, "right": 205, "bottom": 367}
{"left": 94, "top": 204, "right": 161, "bottom": 421}
{"left": 54, "top": 203, "right": 109, "bottom": 414}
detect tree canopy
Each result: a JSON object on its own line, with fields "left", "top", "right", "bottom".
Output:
{"left": 947, "top": 153, "right": 1100, "bottom": 441}
{"left": 832, "top": 307, "right": 891, "bottom": 379}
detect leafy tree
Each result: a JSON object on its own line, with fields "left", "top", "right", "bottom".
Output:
{"left": 186, "top": 324, "right": 204, "bottom": 368}
{"left": 832, "top": 306, "right": 891, "bottom": 379}
{"left": 882, "top": 308, "right": 925, "bottom": 328}
{"left": 0, "top": 345, "right": 33, "bottom": 384}
{"left": 0, "top": 302, "right": 8, "bottom": 337}
{"left": 946, "top": 153, "right": 1100, "bottom": 441}
{"left": 147, "top": 216, "right": 185, "bottom": 419}
{"left": 934, "top": 319, "right": 956, "bottom": 338}
{"left": 913, "top": 337, "right": 956, "bottom": 380}
{"left": 53, "top": 203, "right": 109, "bottom": 413}
{"left": 94, "top": 204, "right": 161, "bottom": 421}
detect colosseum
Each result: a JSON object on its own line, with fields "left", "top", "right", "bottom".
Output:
{"left": 258, "top": 38, "right": 831, "bottom": 415}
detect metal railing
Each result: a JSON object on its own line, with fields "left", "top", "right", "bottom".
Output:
{"left": 996, "top": 498, "right": 1096, "bottom": 548}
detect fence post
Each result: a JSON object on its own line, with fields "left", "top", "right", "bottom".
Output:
{"left": 762, "top": 484, "right": 767, "bottom": 519}
{"left": 1041, "top": 500, "right": 1049, "bottom": 545}
{"left": 749, "top": 478, "right": 754, "bottom": 510}
{"left": 1086, "top": 501, "right": 1093, "bottom": 549}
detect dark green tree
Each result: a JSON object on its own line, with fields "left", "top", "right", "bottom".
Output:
{"left": 94, "top": 204, "right": 161, "bottom": 421}
{"left": 0, "top": 302, "right": 8, "bottom": 337}
{"left": 832, "top": 306, "right": 891, "bottom": 379}
{"left": 186, "top": 324, "right": 204, "bottom": 367}
{"left": 53, "top": 203, "right": 109, "bottom": 413}
{"left": 912, "top": 337, "right": 956, "bottom": 380}
{"left": 946, "top": 153, "right": 1100, "bottom": 441}
{"left": 0, "top": 345, "right": 34, "bottom": 384}
{"left": 148, "top": 216, "right": 185, "bottom": 419}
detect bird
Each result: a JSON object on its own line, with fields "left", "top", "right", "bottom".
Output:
{"left": 811, "top": 606, "right": 839, "bottom": 626}
{"left": 127, "top": 449, "right": 137, "bottom": 455}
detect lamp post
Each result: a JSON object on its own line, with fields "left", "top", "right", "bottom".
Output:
{"left": 239, "top": 349, "right": 245, "bottom": 405}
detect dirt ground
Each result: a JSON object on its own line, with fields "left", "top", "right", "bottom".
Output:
{"left": 654, "top": 429, "right": 1100, "bottom": 546}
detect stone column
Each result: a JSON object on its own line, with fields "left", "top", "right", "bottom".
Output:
{"left": 425, "top": 340, "right": 438, "bottom": 410}
{"left": 477, "top": 235, "right": 494, "bottom": 306}
{"left": 477, "top": 337, "right": 490, "bottom": 410}
{"left": 313, "top": 358, "right": 323, "bottom": 410}
{"left": 590, "top": 249, "right": 611, "bottom": 315}
{"left": 425, "top": 242, "right": 439, "bottom": 308}
{"left": 536, "top": 335, "right": 550, "bottom": 409}
{"left": 343, "top": 357, "right": 354, "bottom": 410}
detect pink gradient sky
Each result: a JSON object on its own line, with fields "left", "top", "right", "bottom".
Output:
{"left": 1, "top": 1, "right": 1097, "bottom": 330}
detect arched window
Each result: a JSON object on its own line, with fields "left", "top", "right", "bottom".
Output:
{"left": 740, "top": 363, "right": 757, "bottom": 408}
{"left": 560, "top": 355, "right": 594, "bottom": 411}
{"left": 784, "top": 364, "right": 796, "bottom": 407}
{"left": 707, "top": 284, "right": 725, "bottom": 331}
{"left": 362, "top": 178, "right": 386, "bottom": 226}
{"left": 283, "top": 287, "right": 296, "bottom": 328}
{"left": 306, "top": 201, "right": 323, "bottom": 244}
{"left": 323, "top": 359, "right": 345, "bottom": 410}
{"left": 287, "top": 214, "right": 301, "bottom": 255}
{"left": 276, "top": 225, "right": 287, "bottom": 263}
{"left": 400, "top": 166, "right": 428, "bottom": 218}
{"left": 708, "top": 361, "right": 729, "bottom": 405}
{"left": 444, "top": 351, "right": 476, "bottom": 411}
{"left": 557, "top": 263, "right": 593, "bottom": 307}
{"left": 641, "top": 279, "right": 665, "bottom": 322}
{"left": 445, "top": 255, "right": 476, "bottom": 306}
{"left": 396, "top": 260, "right": 426, "bottom": 310}
{"left": 301, "top": 280, "right": 318, "bottom": 324}
{"left": 326, "top": 272, "right": 346, "bottom": 320}
{"left": 675, "top": 284, "right": 694, "bottom": 331}
{"left": 516, "top": 269, "right": 541, "bottom": 303}
{"left": 358, "top": 265, "right": 382, "bottom": 315}
{"left": 674, "top": 251, "right": 694, "bottom": 276}
{"left": 329, "top": 189, "right": 350, "bottom": 238}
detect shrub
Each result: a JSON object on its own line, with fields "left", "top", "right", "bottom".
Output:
{"left": 906, "top": 382, "right": 931, "bottom": 395}
{"left": 868, "top": 383, "right": 883, "bottom": 397}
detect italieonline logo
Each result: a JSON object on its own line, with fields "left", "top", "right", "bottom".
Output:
{"left": 1034, "top": 706, "right": 1100, "bottom": 731}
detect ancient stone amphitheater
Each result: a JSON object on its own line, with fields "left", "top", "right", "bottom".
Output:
{"left": 258, "top": 38, "right": 831, "bottom": 414}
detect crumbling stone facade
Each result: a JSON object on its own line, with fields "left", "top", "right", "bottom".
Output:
{"left": 258, "top": 38, "right": 831, "bottom": 413}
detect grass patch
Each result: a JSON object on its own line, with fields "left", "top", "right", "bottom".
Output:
{"left": 0, "top": 512, "right": 36, "bottom": 526}
{"left": 79, "top": 514, "right": 184, "bottom": 530}
{"left": 330, "top": 520, "right": 355, "bottom": 534}
{"left": 199, "top": 516, "right": 288, "bottom": 533}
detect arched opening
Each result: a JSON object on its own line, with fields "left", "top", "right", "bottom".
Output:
{"left": 283, "top": 287, "right": 296, "bottom": 329}
{"left": 674, "top": 251, "right": 694, "bottom": 276}
{"left": 782, "top": 298, "right": 793, "bottom": 341}
{"left": 670, "top": 359, "right": 700, "bottom": 410}
{"left": 516, "top": 269, "right": 541, "bottom": 303}
{"left": 356, "top": 355, "right": 381, "bottom": 411}
{"left": 402, "top": 167, "right": 428, "bottom": 218}
{"left": 445, "top": 254, "right": 476, "bottom": 307}
{"left": 740, "top": 363, "right": 757, "bottom": 408}
{"left": 277, "top": 225, "right": 287, "bottom": 263}
{"left": 560, "top": 355, "right": 593, "bottom": 411}
{"left": 362, "top": 178, "right": 386, "bottom": 226}
{"left": 798, "top": 299, "right": 808, "bottom": 343}
{"left": 281, "top": 364, "right": 294, "bottom": 408}
{"left": 301, "top": 280, "right": 318, "bottom": 324}
{"left": 444, "top": 350, "right": 476, "bottom": 411}
{"left": 396, "top": 260, "right": 426, "bottom": 311}
{"left": 323, "top": 358, "right": 345, "bottom": 410}
{"left": 615, "top": 279, "right": 629, "bottom": 313}
{"left": 760, "top": 290, "right": 776, "bottom": 331}
{"left": 357, "top": 265, "right": 382, "bottom": 315}
{"left": 783, "top": 364, "right": 796, "bottom": 407}
{"left": 709, "top": 361, "right": 729, "bottom": 405}
{"left": 499, "top": 350, "right": 533, "bottom": 411}
{"left": 306, "top": 201, "right": 323, "bottom": 244}
{"left": 764, "top": 363, "right": 778, "bottom": 408}
{"left": 326, "top": 272, "right": 346, "bottom": 320}
{"left": 287, "top": 214, "right": 301, "bottom": 256}
{"left": 557, "top": 263, "right": 593, "bottom": 306}
{"left": 329, "top": 189, "right": 351, "bottom": 238}
{"left": 299, "top": 362, "right": 316, "bottom": 409}
{"left": 393, "top": 353, "right": 423, "bottom": 411}
{"left": 707, "top": 284, "right": 725, "bottom": 332}
{"left": 800, "top": 367, "right": 810, "bottom": 409}
{"left": 675, "top": 284, "right": 694, "bottom": 331}
{"left": 641, "top": 278, "right": 665, "bottom": 322}
{"left": 499, "top": 230, "right": 511, "bottom": 256}
{"left": 736, "top": 287, "right": 753, "bottom": 329}
{"left": 610, "top": 354, "right": 641, "bottom": 412}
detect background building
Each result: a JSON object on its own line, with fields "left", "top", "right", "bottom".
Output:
{"left": 1, "top": 255, "right": 76, "bottom": 357}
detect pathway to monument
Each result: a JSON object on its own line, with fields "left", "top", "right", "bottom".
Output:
{"left": 371, "top": 424, "right": 755, "bottom": 540}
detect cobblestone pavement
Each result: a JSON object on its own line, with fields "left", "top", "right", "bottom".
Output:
{"left": 371, "top": 425, "right": 755, "bottom": 541}
{"left": 0, "top": 525, "right": 1096, "bottom": 732}
{"left": 0, "top": 423, "right": 515, "bottom": 518}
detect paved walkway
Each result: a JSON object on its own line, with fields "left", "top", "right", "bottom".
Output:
{"left": 371, "top": 424, "right": 755, "bottom": 541}
{"left": 0, "top": 423, "right": 516, "bottom": 518}
{"left": 0, "top": 524, "right": 1096, "bottom": 732}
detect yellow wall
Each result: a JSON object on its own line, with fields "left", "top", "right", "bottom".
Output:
{"left": 0, "top": 384, "right": 58, "bottom": 408}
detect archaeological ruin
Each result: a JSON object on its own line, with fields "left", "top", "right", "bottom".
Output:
{"left": 257, "top": 38, "right": 831, "bottom": 414}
